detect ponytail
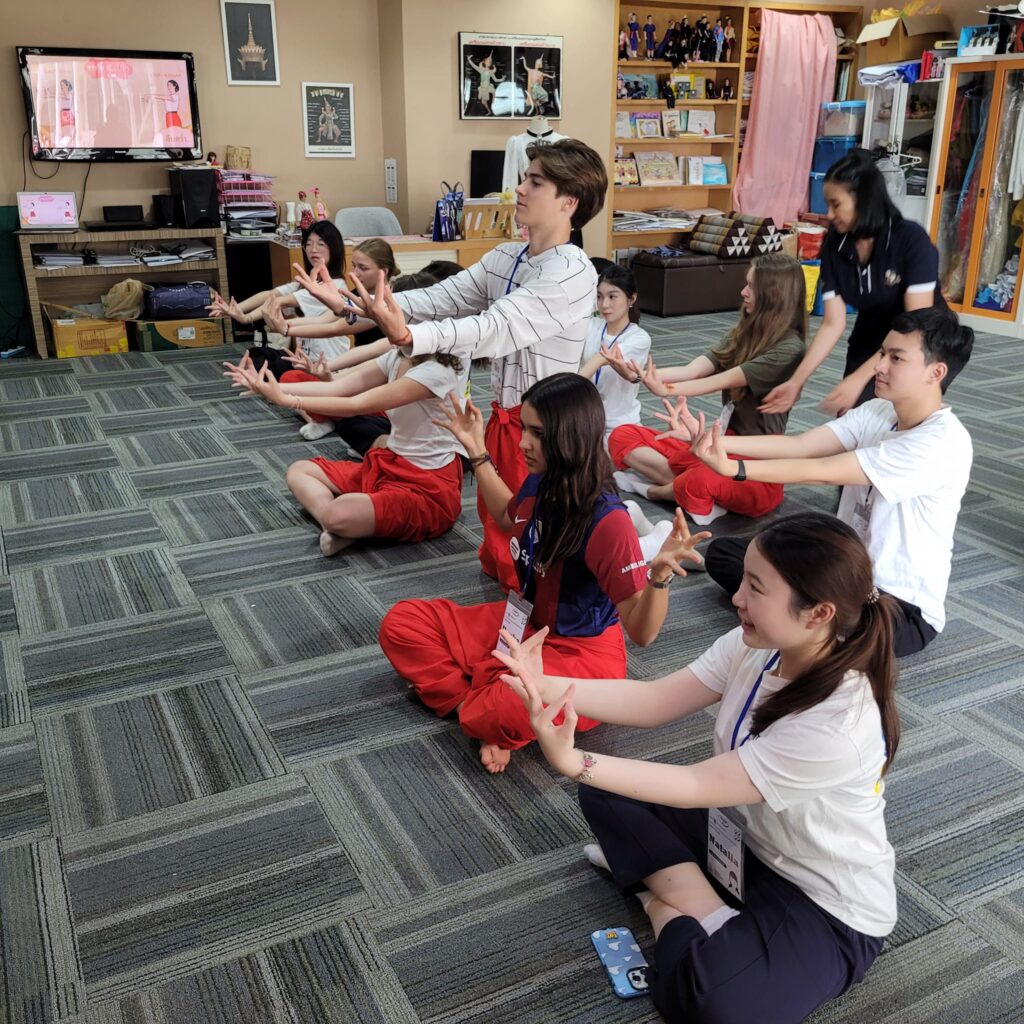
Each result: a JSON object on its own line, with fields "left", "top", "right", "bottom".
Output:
{"left": 750, "top": 593, "right": 900, "bottom": 774}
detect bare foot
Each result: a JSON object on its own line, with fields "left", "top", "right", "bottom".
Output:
{"left": 479, "top": 743, "right": 512, "bottom": 773}
{"left": 319, "top": 530, "right": 354, "bottom": 557}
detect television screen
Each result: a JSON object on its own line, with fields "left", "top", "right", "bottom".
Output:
{"left": 18, "top": 46, "right": 203, "bottom": 161}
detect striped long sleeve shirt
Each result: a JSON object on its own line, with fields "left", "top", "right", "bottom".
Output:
{"left": 394, "top": 242, "right": 597, "bottom": 409}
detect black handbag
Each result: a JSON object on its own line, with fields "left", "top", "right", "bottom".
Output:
{"left": 144, "top": 281, "right": 212, "bottom": 320}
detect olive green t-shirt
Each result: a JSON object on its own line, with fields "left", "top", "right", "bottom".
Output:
{"left": 702, "top": 330, "right": 805, "bottom": 436}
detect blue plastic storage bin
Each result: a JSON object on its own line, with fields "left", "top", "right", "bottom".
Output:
{"left": 809, "top": 172, "right": 827, "bottom": 215}
{"left": 818, "top": 100, "right": 866, "bottom": 137}
{"left": 811, "top": 136, "right": 858, "bottom": 175}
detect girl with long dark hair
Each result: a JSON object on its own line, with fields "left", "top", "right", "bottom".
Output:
{"left": 497, "top": 512, "right": 899, "bottom": 1023}
{"left": 379, "top": 373, "right": 708, "bottom": 774}
{"left": 761, "top": 149, "right": 941, "bottom": 417}
{"left": 609, "top": 253, "right": 806, "bottom": 525}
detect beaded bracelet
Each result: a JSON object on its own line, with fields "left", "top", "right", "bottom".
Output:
{"left": 576, "top": 751, "right": 597, "bottom": 784}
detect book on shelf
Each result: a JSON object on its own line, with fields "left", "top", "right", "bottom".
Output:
{"left": 616, "top": 111, "right": 632, "bottom": 138}
{"left": 683, "top": 155, "right": 724, "bottom": 185}
{"left": 685, "top": 109, "right": 717, "bottom": 136}
{"left": 614, "top": 156, "right": 641, "bottom": 187}
{"left": 631, "top": 112, "right": 663, "bottom": 138}
{"left": 635, "top": 150, "right": 684, "bottom": 186}
{"left": 702, "top": 161, "right": 729, "bottom": 185}
{"left": 742, "top": 71, "right": 755, "bottom": 100}
{"left": 661, "top": 109, "right": 682, "bottom": 136}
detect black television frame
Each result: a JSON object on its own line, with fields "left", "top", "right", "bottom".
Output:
{"left": 17, "top": 45, "right": 204, "bottom": 162}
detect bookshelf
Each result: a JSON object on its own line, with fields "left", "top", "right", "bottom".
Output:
{"left": 610, "top": 0, "right": 748, "bottom": 254}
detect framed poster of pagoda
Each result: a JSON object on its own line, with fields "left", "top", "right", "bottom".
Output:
{"left": 221, "top": 0, "right": 280, "bottom": 86}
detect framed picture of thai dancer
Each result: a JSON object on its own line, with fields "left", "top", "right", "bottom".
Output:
{"left": 221, "top": 0, "right": 280, "bottom": 86}
{"left": 303, "top": 83, "right": 355, "bottom": 157}
{"left": 459, "top": 32, "right": 562, "bottom": 119}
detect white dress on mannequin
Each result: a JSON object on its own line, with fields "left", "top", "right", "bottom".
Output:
{"left": 502, "top": 124, "right": 568, "bottom": 192}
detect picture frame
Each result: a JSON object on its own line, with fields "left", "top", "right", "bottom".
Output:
{"left": 620, "top": 72, "right": 660, "bottom": 100}
{"left": 459, "top": 31, "right": 563, "bottom": 119}
{"left": 221, "top": 0, "right": 280, "bottom": 86}
{"left": 302, "top": 83, "right": 355, "bottom": 158}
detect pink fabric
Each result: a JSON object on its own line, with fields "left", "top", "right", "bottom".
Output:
{"left": 733, "top": 11, "right": 837, "bottom": 225}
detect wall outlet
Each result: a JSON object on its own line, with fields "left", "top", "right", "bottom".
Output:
{"left": 385, "top": 158, "right": 398, "bottom": 203}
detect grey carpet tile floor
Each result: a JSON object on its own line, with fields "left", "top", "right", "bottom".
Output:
{"left": 0, "top": 316, "right": 1023, "bottom": 1024}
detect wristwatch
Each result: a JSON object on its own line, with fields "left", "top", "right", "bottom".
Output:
{"left": 734, "top": 459, "right": 747, "bottom": 482}
{"left": 646, "top": 567, "right": 673, "bottom": 589}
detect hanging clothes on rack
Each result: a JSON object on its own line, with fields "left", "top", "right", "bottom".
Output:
{"left": 977, "top": 83, "right": 1024, "bottom": 296}
{"left": 943, "top": 90, "right": 990, "bottom": 302}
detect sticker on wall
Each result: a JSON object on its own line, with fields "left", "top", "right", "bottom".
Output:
{"left": 221, "top": 0, "right": 280, "bottom": 86}
{"left": 459, "top": 32, "right": 563, "bottom": 120}
{"left": 302, "top": 83, "right": 355, "bottom": 158}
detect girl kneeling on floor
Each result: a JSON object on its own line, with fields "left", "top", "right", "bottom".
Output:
{"left": 379, "top": 373, "right": 708, "bottom": 775}
{"left": 497, "top": 511, "right": 898, "bottom": 1024}
{"left": 223, "top": 346, "right": 466, "bottom": 557}
{"left": 609, "top": 252, "right": 805, "bottom": 525}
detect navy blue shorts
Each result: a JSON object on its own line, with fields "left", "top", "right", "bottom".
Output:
{"left": 579, "top": 786, "right": 885, "bottom": 1024}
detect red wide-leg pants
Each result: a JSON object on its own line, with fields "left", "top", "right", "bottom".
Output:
{"left": 379, "top": 598, "right": 627, "bottom": 750}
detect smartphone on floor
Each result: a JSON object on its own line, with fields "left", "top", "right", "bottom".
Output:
{"left": 591, "top": 926, "right": 650, "bottom": 999}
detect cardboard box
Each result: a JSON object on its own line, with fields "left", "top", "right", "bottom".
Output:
{"left": 44, "top": 306, "right": 129, "bottom": 359}
{"left": 133, "top": 317, "right": 226, "bottom": 352}
{"left": 857, "top": 14, "right": 952, "bottom": 66}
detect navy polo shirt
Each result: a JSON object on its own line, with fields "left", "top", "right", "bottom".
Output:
{"left": 819, "top": 218, "right": 938, "bottom": 313}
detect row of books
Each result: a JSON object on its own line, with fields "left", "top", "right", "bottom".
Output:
{"left": 617, "top": 109, "right": 718, "bottom": 139}
{"left": 615, "top": 152, "right": 729, "bottom": 187}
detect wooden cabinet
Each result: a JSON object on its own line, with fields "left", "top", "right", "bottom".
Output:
{"left": 925, "top": 54, "right": 1024, "bottom": 336}
{"left": 17, "top": 227, "right": 229, "bottom": 359}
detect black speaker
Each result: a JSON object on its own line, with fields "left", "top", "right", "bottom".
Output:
{"left": 152, "top": 194, "right": 176, "bottom": 227}
{"left": 168, "top": 168, "right": 219, "bottom": 228}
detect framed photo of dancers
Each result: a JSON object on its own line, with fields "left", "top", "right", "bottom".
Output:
{"left": 303, "top": 83, "right": 355, "bottom": 157}
{"left": 221, "top": 0, "right": 280, "bottom": 86}
{"left": 459, "top": 32, "right": 562, "bottom": 120}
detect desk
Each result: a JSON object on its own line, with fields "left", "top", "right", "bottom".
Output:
{"left": 224, "top": 233, "right": 508, "bottom": 296}
{"left": 18, "top": 227, "right": 228, "bottom": 359}
{"left": 345, "top": 235, "right": 507, "bottom": 275}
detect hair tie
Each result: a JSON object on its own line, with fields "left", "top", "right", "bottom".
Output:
{"left": 865, "top": 586, "right": 880, "bottom": 606}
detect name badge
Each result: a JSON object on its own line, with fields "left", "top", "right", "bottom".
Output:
{"left": 495, "top": 591, "right": 534, "bottom": 654}
{"left": 707, "top": 807, "right": 745, "bottom": 902}
{"left": 851, "top": 498, "right": 872, "bottom": 540}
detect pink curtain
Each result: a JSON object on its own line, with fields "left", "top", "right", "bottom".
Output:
{"left": 733, "top": 10, "right": 837, "bottom": 225}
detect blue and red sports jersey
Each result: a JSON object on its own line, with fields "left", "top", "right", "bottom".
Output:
{"left": 506, "top": 475, "right": 648, "bottom": 637}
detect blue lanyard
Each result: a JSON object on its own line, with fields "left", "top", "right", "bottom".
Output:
{"left": 506, "top": 245, "right": 530, "bottom": 296}
{"left": 595, "top": 321, "right": 632, "bottom": 385}
{"left": 730, "top": 651, "right": 780, "bottom": 750}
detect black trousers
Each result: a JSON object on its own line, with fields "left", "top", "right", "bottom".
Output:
{"left": 705, "top": 536, "right": 938, "bottom": 658}
{"left": 579, "top": 787, "right": 883, "bottom": 1024}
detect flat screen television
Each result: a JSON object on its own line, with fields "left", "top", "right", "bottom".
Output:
{"left": 17, "top": 46, "right": 203, "bottom": 162}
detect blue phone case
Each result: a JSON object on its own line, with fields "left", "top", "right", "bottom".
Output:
{"left": 591, "top": 926, "right": 650, "bottom": 999}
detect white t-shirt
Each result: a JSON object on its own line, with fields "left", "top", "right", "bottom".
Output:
{"left": 691, "top": 627, "right": 896, "bottom": 937}
{"left": 396, "top": 243, "right": 596, "bottom": 409}
{"left": 375, "top": 349, "right": 466, "bottom": 470}
{"left": 581, "top": 317, "right": 652, "bottom": 433}
{"left": 275, "top": 280, "right": 348, "bottom": 361}
{"left": 827, "top": 399, "right": 972, "bottom": 632}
